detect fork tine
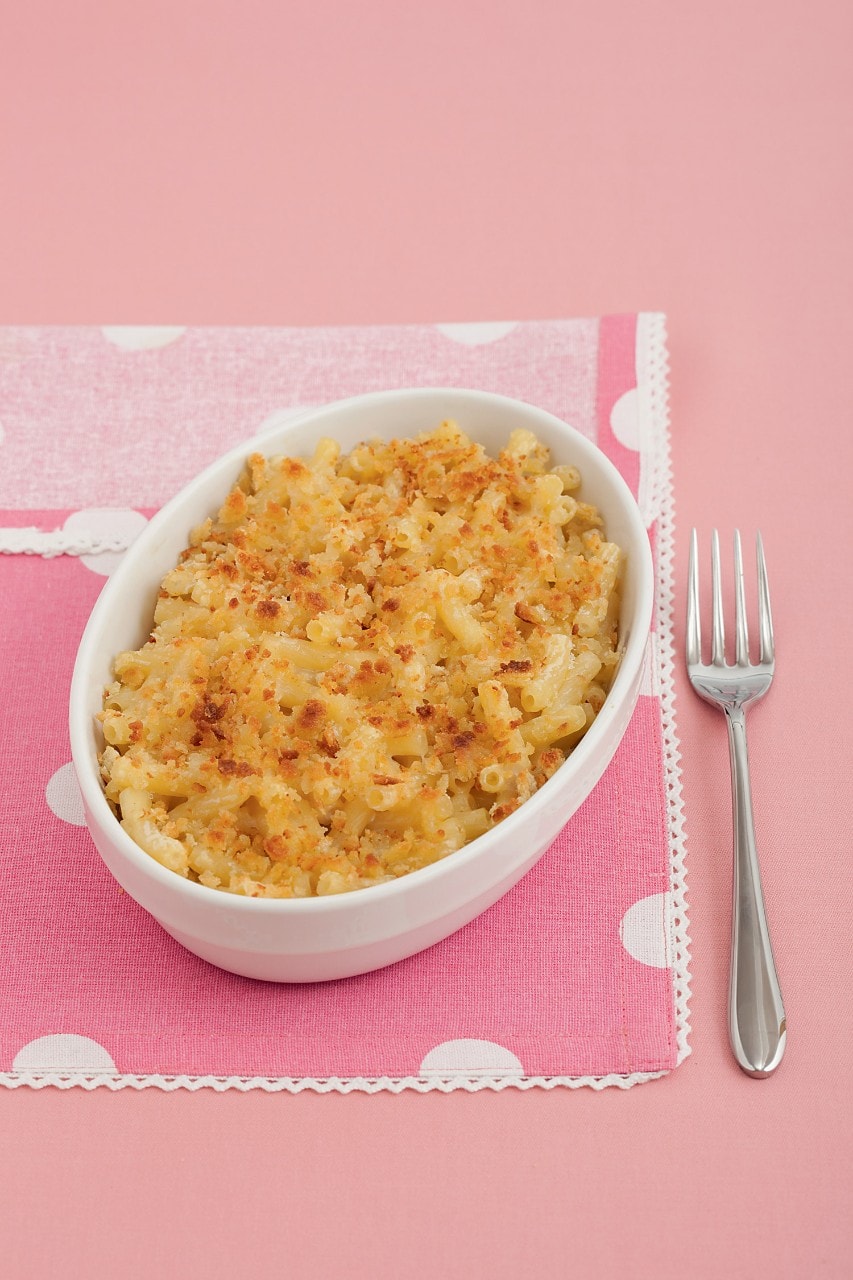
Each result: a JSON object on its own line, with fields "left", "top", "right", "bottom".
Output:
{"left": 686, "top": 529, "right": 701, "bottom": 665}
{"left": 734, "top": 529, "right": 749, "bottom": 665}
{"left": 711, "top": 529, "right": 725, "bottom": 665}
{"left": 756, "top": 531, "right": 774, "bottom": 664}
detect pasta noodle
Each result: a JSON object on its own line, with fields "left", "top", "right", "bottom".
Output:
{"left": 99, "top": 421, "right": 623, "bottom": 897}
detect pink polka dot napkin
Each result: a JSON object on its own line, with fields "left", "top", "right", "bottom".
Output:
{"left": 0, "top": 316, "right": 689, "bottom": 1092}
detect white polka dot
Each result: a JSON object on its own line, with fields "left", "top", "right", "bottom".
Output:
{"left": 12, "top": 1034, "right": 117, "bottom": 1074}
{"left": 256, "top": 405, "right": 317, "bottom": 435}
{"left": 102, "top": 325, "right": 187, "bottom": 350}
{"left": 63, "top": 508, "right": 148, "bottom": 575}
{"left": 46, "top": 762, "right": 86, "bottom": 827}
{"left": 620, "top": 893, "right": 672, "bottom": 968}
{"left": 436, "top": 321, "right": 518, "bottom": 346}
{"left": 420, "top": 1039, "right": 524, "bottom": 1077}
{"left": 610, "top": 387, "right": 640, "bottom": 450}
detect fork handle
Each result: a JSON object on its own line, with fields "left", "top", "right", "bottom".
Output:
{"left": 724, "top": 707, "right": 786, "bottom": 1077}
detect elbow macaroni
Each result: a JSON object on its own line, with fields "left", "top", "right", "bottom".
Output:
{"left": 99, "top": 420, "right": 623, "bottom": 898}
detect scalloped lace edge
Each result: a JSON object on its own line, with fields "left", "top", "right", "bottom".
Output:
{"left": 0, "top": 1069, "right": 668, "bottom": 1093}
{"left": 637, "top": 311, "right": 692, "bottom": 1066}
{"left": 0, "top": 528, "right": 135, "bottom": 557}
{"left": 3, "top": 314, "right": 688, "bottom": 1093}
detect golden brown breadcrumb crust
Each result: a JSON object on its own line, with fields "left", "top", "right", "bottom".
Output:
{"left": 99, "top": 422, "right": 621, "bottom": 897}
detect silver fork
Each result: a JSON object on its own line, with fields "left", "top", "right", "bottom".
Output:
{"left": 686, "top": 530, "right": 786, "bottom": 1077}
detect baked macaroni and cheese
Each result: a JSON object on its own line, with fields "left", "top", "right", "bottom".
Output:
{"left": 99, "top": 422, "right": 622, "bottom": 897}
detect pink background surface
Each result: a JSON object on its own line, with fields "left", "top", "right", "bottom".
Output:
{"left": 1, "top": 2, "right": 851, "bottom": 1277}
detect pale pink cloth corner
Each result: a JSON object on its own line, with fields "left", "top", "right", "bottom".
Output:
{"left": 0, "top": 316, "right": 688, "bottom": 1091}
